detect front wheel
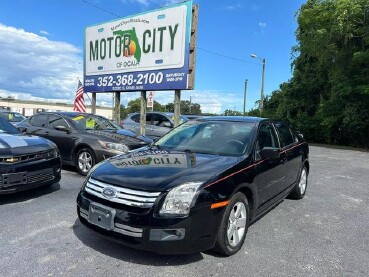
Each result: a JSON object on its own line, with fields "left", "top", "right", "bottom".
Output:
{"left": 214, "top": 192, "right": 249, "bottom": 256}
{"left": 76, "top": 148, "right": 95, "bottom": 176}
{"left": 288, "top": 165, "right": 308, "bottom": 199}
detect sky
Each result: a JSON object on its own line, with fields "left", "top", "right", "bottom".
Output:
{"left": 0, "top": 0, "right": 306, "bottom": 114}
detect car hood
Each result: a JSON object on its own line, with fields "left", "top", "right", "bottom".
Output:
{"left": 85, "top": 130, "right": 152, "bottom": 146}
{"left": 0, "top": 133, "right": 54, "bottom": 155}
{"left": 90, "top": 149, "right": 239, "bottom": 192}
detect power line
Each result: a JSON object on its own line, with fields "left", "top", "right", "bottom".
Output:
{"left": 197, "top": 48, "right": 259, "bottom": 65}
{"left": 82, "top": 0, "right": 121, "bottom": 18}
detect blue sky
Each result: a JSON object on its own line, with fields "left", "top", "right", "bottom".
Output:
{"left": 0, "top": 0, "right": 306, "bottom": 113}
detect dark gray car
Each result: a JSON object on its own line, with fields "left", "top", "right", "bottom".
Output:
{"left": 16, "top": 112, "right": 152, "bottom": 175}
{"left": 121, "top": 112, "right": 188, "bottom": 139}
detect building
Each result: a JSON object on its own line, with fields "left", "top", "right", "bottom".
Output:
{"left": 0, "top": 97, "right": 113, "bottom": 119}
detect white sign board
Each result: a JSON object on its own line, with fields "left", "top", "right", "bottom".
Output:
{"left": 84, "top": 1, "right": 193, "bottom": 92}
{"left": 147, "top": 91, "right": 154, "bottom": 108}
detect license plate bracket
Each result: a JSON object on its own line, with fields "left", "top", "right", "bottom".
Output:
{"left": 2, "top": 172, "right": 27, "bottom": 187}
{"left": 88, "top": 203, "right": 115, "bottom": 231}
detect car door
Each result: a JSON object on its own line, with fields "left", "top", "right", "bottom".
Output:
{"left": 274, "top": 122, "right": 302, "bottom": 188}
{"left": 45, "top": 114, "right": 77, "bottom": 163}
{"left": 254, "top": 122, "right": 287, "bottom": 206}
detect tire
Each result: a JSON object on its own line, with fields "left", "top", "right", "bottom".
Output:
{"left": 214, "top": 192, "right": 249, "bottom": 256}
{"left": 75, "top": 148, "right": 95, "bottom": 176}
{"left": 288, "top": 165, "right": 308, "bottom": 200}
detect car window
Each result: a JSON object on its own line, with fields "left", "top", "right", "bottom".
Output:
{"left": 274, "top": 122, "right": 295, "bottom": 147}
{"left": 131, "top": 114, "right": 140, "bottom": 123}
{"left": 48, "top": 115, "right": 69, "bottom": 129}
{"left": 153, "top": 114, "right": 170, "bottom": 127}
{"left": 29, "top": 114, "right": 48, "bottom": 127}
{"left": 257, "top": 123, "right": 279, "bottom": 149}
{"left": 146, "top": 113, "right": 154, "bottom": 125}
{"left": 0, "top": 112, "right": 25, "bottom": 122}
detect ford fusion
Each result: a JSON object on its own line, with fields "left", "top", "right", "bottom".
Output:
{"left": 77, "top": 117, "right": 309, "bottom": 256}
{"left": 0, "top": 118, "right": 61, "bottom": 194}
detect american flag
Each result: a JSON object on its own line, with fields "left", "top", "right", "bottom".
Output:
{"left": 73, "top": 80, "right": 86, "bottom": 112}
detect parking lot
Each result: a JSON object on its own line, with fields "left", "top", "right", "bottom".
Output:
{"left": 1, "top": 146, "right": 368, "bottom": 277}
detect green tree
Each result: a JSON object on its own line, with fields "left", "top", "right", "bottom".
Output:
{"left": 263, "top": 0, "right": 369, "bottom": 147}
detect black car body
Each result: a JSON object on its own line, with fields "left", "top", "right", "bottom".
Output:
{"left": 17, "top": 112, "right": 152, "bottom": 175}
{"left": 0, "top": 118, "right": 61, "bottom": 194}
{"left": 77, "top": 116, "right": 309, "bottom": 255}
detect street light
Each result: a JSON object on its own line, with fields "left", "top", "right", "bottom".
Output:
{"left": 251, "top": 54, "right": 266, "bottom": 113}
{"left": 243, "top": 79, "right": 248, "bottom": 117}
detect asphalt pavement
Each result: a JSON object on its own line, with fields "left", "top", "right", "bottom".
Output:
{"left": 1, "top": 146, "right": 368, "bottom": 277}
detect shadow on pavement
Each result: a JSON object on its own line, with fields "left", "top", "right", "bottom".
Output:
{"left": 72, "top": 218, "right": 204, "bottom": 265}
{"left": 0, "top": 182, "right": 61, "bottom": 205}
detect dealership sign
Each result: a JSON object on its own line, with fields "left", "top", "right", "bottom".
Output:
{"left": 84, "top": 1, "right": 193, "bottom": 92}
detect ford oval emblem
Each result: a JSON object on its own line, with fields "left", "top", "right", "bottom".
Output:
{"left": 102, "top": 187, "right": 117, "bottom": 198}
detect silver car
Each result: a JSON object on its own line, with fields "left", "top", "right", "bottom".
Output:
{"left": 122, "top": 112, "right": 188, "bottom": 139}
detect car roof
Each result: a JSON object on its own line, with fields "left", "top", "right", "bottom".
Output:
{"left": 197, "top": 116, "right": 267, "bottom": 123}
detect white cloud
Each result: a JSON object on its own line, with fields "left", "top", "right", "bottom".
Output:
{"left": 120, "top": 0, "right": 181, "bottom": 7}
{"left": 259, "top": 22, "right": 267, "bottom": 28}
{"left": 218, "top": 4, "right": 243, "bottom": 12}
{"left": 0, "top": 24, "right": 83, "bottom": 103}
{"left": 40, "top": 30, "right": 50, "bottom": 36}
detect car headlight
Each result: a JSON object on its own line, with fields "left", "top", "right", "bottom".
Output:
{"left": 159, "top": 182, "right": 202, "bottom": 216}
{"left": 48, "top": 148, "right": 59, "bottom": 158}
{"left": 98, "top": 140, "right": 129, "bottom": 152}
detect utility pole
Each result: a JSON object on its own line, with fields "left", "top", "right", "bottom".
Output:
{"left": 243, "top": 79, "right": 248, "bottom": 116}
{"left": 189, "top": 95, "right": 192, "bottom": 114}
{"left": 260, "top": 58, "right": 265, "bottom": 113}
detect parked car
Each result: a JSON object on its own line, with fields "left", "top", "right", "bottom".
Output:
{"left": 183, "top": 114, "right": 202, "bottom": 120}
{"left": 0, "top": 118, "right": 61, "bottom": 194}
{"left": 121, "top": 112, "right": 188, "bottom": 139}
{"left": 0, "top": 110, "right": 26, "bottom": 125}
{"left": 77, "top": 116, "right": 309, "bottom": 255}
{"left": 17, "top": 112, "right": 152, "bottom": 175}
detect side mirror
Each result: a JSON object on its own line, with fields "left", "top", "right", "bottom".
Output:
{"left": 163, "top": 122, "right": 172, "bottom": 128}
{"left": 54, "top": 125, "right": 70, "bottom": 132}
{"left": 259, "top": 147, "right": 280, "bottom": 160}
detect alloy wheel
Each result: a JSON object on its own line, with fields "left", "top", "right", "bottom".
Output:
{"left": 227, "top": 202, "right": 247, "bottom": 247}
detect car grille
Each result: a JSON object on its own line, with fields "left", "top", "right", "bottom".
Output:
{"left": 28, "top": 169, "right": 55, "bottom": 183}
{"left": 0, "top": 149, "right": 58, "bottom": 164}
{"left": 85, "top": 178, "right": 161, "bottom": 208}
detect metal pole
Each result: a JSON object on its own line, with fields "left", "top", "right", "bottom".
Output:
{"left": 140, "top": 91, "right": 147, "bottom": 136}
{"left": 114, "top": 92, "right": 120, "bottom": 124}
{"left": 189, "top": 95, "right": 192, "bottom": 114}
{"left": 174, "top": 90, "right": 181, "bottom": 127}
{"left": 260, "top": 58, "right": 265, "bottom": 113}
{"left": 243, "top": 79, "right": 248, "bottom": 116}
{"left": 91, "top": 93, "right": 96, "bottom": 114}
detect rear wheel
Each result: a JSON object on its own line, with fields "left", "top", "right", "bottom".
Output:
{"left": 76, "top": 148, "right": 95, "bottom": 176}
{"left": 288, "top": 166, "right": 308, "bottom": 199}
{"left": 214, "top": 192, "right": 249, "bottom": 256}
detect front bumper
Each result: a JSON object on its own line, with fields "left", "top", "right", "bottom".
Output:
{"left": 0, "top": 157, "right": 61, "bottom": 194}
{"left": 77, "top": 190, "right": 223, "bottom": 254}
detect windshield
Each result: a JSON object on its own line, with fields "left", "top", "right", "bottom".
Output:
{"left": 0, "top": 118, "right": 20, "bottom": 134}
{"left": 0, "top": 112, "right": 26, "bottom": 122}
{"left": 155, "top": 121, "right": 254, "bottom": 156}
{"left": 66, "top": 114, "right": 118, "bottom": 131}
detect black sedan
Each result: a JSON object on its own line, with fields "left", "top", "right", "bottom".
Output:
{"left": 0, "top": 118, "right": 61, "bottom": 194}
{"left": 77, "top": 116, "right": 309, "bottom": 255}
{"left": 17, "top": 112, "right": 152, "bottom": 175}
